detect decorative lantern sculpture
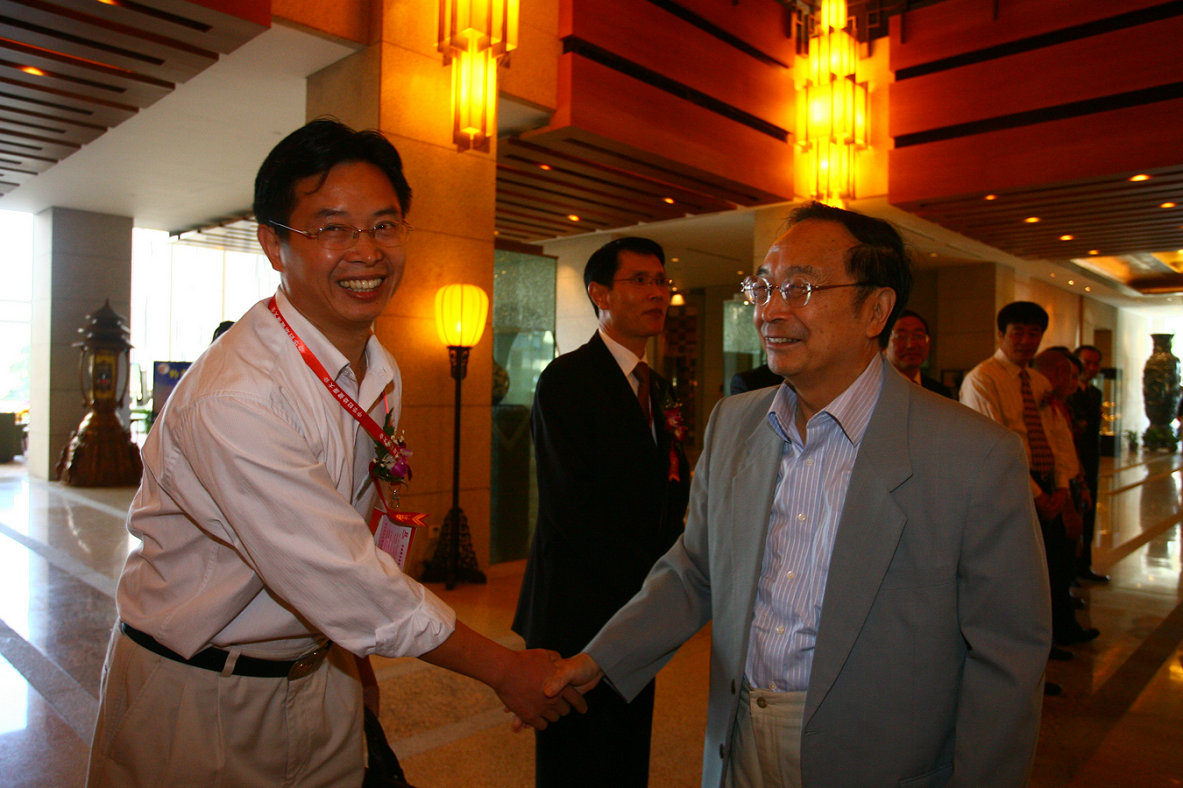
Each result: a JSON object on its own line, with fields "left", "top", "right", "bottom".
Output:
{"left": 56, "top": 300, "right": 143, "bottom": 486}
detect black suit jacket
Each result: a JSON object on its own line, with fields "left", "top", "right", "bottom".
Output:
{"left": 513, "top": 332, "right": 690, "bottom": 656}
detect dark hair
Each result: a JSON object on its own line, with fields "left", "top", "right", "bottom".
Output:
{"left": 1074, "top": 344, "right": 1101, "bottom": 359}
{"left": 996, "top": 301, "right": 1049, "bottom": 333}
{"left": 896, "top": 309, "right": 929, "bottom": 334}
{"left": 253, "top": 118, "right": 412, "bottom": 236}
{"left": 583, "top": 237, "right": 665, "bottom": 316}
{"left": 1045, "top": 345, "right": 1082, "bottom": 372}
{"left": 788, "top": 201, "right": 912, "bottom": 348}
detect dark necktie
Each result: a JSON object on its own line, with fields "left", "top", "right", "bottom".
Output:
{"left": 1019, "top": 369, "right": 1054, "bottom": 475}
{"left": 634, "top": 362, "right": 652, "bottom": 425}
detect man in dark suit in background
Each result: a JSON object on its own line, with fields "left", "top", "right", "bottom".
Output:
{"left": 1070, "top": 345, "right": 1109, "bottom": 583}
{"left": 514, "top": 236, "right": 691, "bottom": 787}
{"left": 729, "top": 364, "right": 783, "bottom": 395}
{"left": 885, "top": 309, "right": 953, "bottom": 398}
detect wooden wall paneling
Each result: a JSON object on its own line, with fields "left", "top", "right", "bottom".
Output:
{"left": 563, "top": 0, "right": 794, "bottom": 132}
{"left": 888, "top": 98, "right": 1183, "bottom": 204}
{"left": 890, "top": 16, "right": 1183, "bottom": 138}
{"left": 500, "top": 137, "right": 736, "bottom": 213}
{"left": 662, "top": 0, "right": 796, "bottom": 65}
{"left": 542, "top": 53, "right": 794, "bottom": 204}
{"left": 41, "top": 0, "right": 268, "bottom": 53}
{"left": 889, "top": 0, "right": 1169, "bottom": 72}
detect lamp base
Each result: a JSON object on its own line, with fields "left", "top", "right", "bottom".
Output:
{"left": 421, "top": 506, "right": 487, "bottom": 590}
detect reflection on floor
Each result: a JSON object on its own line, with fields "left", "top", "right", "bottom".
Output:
{"left": 0, "top": 451, "right": 1180, "bottom": 787}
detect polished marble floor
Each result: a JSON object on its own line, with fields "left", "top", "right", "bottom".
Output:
{"left": 0, "top": 450, "right": 1180, "bottom": 787}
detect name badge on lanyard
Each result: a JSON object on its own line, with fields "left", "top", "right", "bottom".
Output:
{"left": 269, "top": 297, "right": 426, "bottom": 569}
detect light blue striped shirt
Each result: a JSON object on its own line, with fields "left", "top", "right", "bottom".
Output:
{"left": 744, "top": 355, "right": 885, "bottom": 692}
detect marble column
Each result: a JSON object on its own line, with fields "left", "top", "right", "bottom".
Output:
{"left": 30, "top": 207, "right": 133, "bottom": 480}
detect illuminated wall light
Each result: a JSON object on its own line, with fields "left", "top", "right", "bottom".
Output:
{"left": 1089, "top": 249, "right": 1099, "bottom": 255}
{"left": 795, "top": 0, "right": 867, "bottom": 207}
{"left": 1024, "top": 217, "right": 1041, "bottom": 223}
{"left": 1060, "top": 234, "right": 1074, "bottom": 241}
{"left": 437, "top": 0, "right": 519, "bottom": 152}
{"left": 1129, "top": 174, "right": 1150, "bottom": 181}
{"left": 670, "top": 293, "right": 686, "bottom": 306}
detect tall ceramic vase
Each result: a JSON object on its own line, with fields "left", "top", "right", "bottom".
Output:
{"left": 1142, "top": 333, "right": 1181, "bottom": 451}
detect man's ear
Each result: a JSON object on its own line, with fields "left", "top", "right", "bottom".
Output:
{"left": 257, "top": 224, "right": 284, "bottom": 273}
{"left": 588, "top": 281, "right": 611, "bottom": 314}
{"left": 866, "top": 287, "right": 896, "bottom": 339}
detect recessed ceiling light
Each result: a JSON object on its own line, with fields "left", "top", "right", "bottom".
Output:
{"left": 663, "top": 197, "right": 675, "bottom": 204}
{"left": 1060, "top": 234, "right": 1074, "bottom": 241}
{"left": 538, "top": 164, "right": 552, "bottom": 171}
{"left": 566, "top": 214, "right": 580, "bottom": 222}
{"left": 736, "top": 270, "right": 745, "bottom": 276}
{"left": 20, "top": 66, "right": 47, "bottom": 76}
{"left": 671, "top": 257, "right": 680, "bottom": 262}
{"left": 1024, "top": 216, "right": 1040, "bottom": 223}
{"left": 1129, "top": 174, "right": 1150, "bottom": 181}
{"left": 1050, "top": 272, "right": 1056, "bottom": 278}
{"left": 984, "top": 194, "right": 997, "bottom": 201}
{"left": 1068, "top": 279, "right": 1075, "bottom": 286}
{"left": 1161, "top": 202, "right": 1177, "bottom": 208}
{"left": 1089, "top": 249, "right": 1099, "bottom": 255}
{"left": 1085, "top": 286, "right": 1092, "bottom": 292}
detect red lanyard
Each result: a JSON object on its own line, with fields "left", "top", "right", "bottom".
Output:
{"left": 267, "top": 297, "right": 399, "bottom": 456}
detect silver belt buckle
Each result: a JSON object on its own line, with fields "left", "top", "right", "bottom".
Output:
{"left": 287, "top": 644, "right": 329, "bottom": 680}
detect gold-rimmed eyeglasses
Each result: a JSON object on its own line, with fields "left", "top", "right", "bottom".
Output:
{"left": 271, "top": 220, "right": 412, "bottom": 251}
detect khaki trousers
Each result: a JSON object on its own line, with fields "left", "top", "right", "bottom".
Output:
{"left": 86, "top": 625, "right": 364, "bottom": 788}
{"left": 725, "top": 683, "right": 807, "bottom": 788}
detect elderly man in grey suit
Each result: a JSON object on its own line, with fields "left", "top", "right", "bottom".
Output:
{"left": 544, "top": 202, "right": 1051, "bottom": 787}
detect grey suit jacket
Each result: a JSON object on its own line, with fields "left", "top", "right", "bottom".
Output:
{"left": 587, "top": 358, "right": 1051, "bottom": 787}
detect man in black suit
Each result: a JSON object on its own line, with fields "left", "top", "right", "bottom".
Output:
{"left": 513, "top": 236, "right": 691, "bottom": 788}
{"left": 885, "top": 309, "right": 953, "bottom": 398}
{"left": 1069, "top": 345, "right": 1108, "bottom": 583}
{"left": 729, "top": 363, "right": 783, "bottom": 395}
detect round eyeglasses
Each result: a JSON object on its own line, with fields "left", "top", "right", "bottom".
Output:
{"left": 271, "top": 220, "right": 412, "bottom": 251}
{"left": 740, "top": 275, "right": 868, "bottom": 307}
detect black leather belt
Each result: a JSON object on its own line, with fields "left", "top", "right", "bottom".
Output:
{"left": 120, "top": 622, "right": 329, "bottom": 680}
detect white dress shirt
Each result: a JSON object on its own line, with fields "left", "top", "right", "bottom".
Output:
{"left": 117, "top": 290, "right": 455, "bottom": 660}
{"left": 960, "top": 349, "right": 1076, "bottom": 493}
{"left": 745, "top": 355, "right": 884, "bottom": 692}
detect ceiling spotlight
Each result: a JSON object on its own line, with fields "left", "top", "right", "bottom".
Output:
{"left": 663, "top": 197, "right": 675, "bottom": 205}
{"left": 538, "top": 164, "right": 552, "bottom": 170}
{"left": 1024, "top": 216, "right": 1040, "bottom": 223}
{"left": 1067, "top": 279, "right": 1075, "bottom": 286}
{"left": 1060, "top": 234, "right": 1074, "bottom": 241}
{"left": 1089, "top": 249, "right": 1099, "bottom": 255}
{"left": 566, "top": 214, "right": 580, "bottom": 222}
{"left": 670, "top": 257, "right": 680, "bottom": 263}
{"left": 1129, "top": 174, "right": 1150, "bottom": 181}
{"left": 1085, "top": 286, "right": 1092, "bottom": 292}
{"left": 1161, "top": 202, "right": 1177, "bottom": 208}
{"left": 984, "top": 194, "right": 997, "bottom": 201}
{"left": 20, "top": 66, "right": 47, "bottom": 76}
{"left": 736, "top": 270, "right": 745, "bottom": 276}
{"left": 670, "top": 293, "right": 686, "bottom": 306}
{"left": 1050, "top": 272, "right": 1056, "bottom": 278}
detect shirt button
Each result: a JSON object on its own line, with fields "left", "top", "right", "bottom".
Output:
{"left": 786, "top": 570, "right": 796, "bottom": 579}
{"left": 768, "top": 682, "right": 778, "bottom": 691}
{"left": 806, "top": 458, "right": 814, "bottom": 466}
{"left": 797, "top": 513, "right": 806, "bottom": 521}
{"left": 776, "top": 625, "right": 785, "bottom": 635}
{"left": 756, "top": 697, "right": 768, "bottom": 708}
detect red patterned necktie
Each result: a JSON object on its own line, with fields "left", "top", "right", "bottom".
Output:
{"left": 634, "top": 362, "right": 652, "bottom": 425}
{"left": 1019, "top": 369, "right": 1054, "bottom": 475}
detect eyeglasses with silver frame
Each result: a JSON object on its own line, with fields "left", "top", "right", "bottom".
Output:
{"left": 740, "top": 275, "right": 868, "bottom": 308}
{"left": 270, "top": 219, "right": 412, "bottom": 251}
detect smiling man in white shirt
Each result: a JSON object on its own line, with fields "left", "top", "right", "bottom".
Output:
{"left": 86, "top": 119, "right": 582, "bottom": 787}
